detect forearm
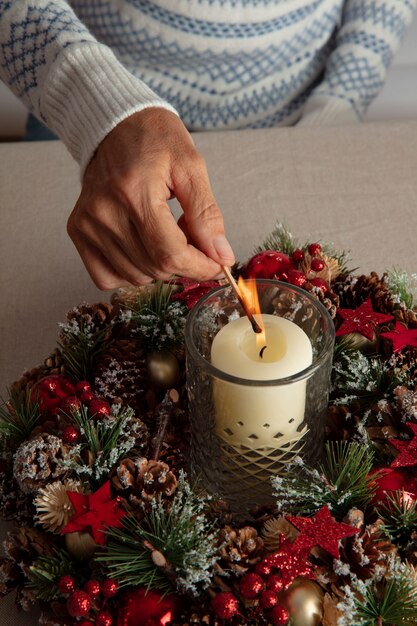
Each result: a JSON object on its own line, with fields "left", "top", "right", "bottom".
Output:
{"left": 0, "top": 1, "right": 177, "bottom": 171}
{"left": 300, "top": 0, "right": 416, "bottom": 125}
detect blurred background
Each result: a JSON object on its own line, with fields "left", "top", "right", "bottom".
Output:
{"left": 0, "top": 15, "right": 416, "bottom": 140}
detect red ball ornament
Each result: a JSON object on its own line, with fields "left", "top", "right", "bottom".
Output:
{"left": 102, "top": 579, "right": 119, "bottom": 598}
{"left": 67, "top": 590, "right": 92, "bottom": 617}
{"left": 80, "top": 390, "right": 95, "bottom": 404}
{"left": 260, "top": 589, "right": 278, "bottom": 609}
{"left": 79, "top": 622, "right": 93, "bottom": 626}
{"left": 267, "top": 574, "right": 285, "bottom": 594}
{"left": 239, "top": 572, "right": 264, "bottom": 599}
{"left": 370, "top": 468, "right": 417, "bottom": 505}
{"left": 89, "top": 399, "right": 111, "bottom": 420}
{"left": 308, "top": 243, "right": 322, "bottom": 256}
{"left": 269, "top": 605, "right": 290, "bottom": 626}
{"left": 57, "top": 574, "right": 76, "bottom": 594}
{"left": 310, "top": 277, "right": 328, "bottom": 293}
{"left": 84, "top": 580, "right": 101, "bottom": 599}
{"left": 255, "top": 561, "right": 272, "bottom": 577}
{"left": 76, "top": 381, "right": 91, "bottom": 395}
{"left": 211, "top": 592, "right": 240, "bottom": 619}
{"left": 245, "top": 251, "right": 293, "bottom": 280}
{"left": 311, "top": 257, "right": 326, "bottom": 272}
{"left": 62, "top": 425, "right": 80, "bottom": 444}
{"left": 116, "top": 587, "right": 182, "bottom": 626}
{"left": 60, "top": 395, "right": 82, "bottom": 415}
{"left": 287, "top": 269, "right": 307, "bottom": 288}
{"left": 96, "top": 612, "right": 113, "bottom": 626}
{"left": 292, "top": 249, "right": 305, "bottom": 264}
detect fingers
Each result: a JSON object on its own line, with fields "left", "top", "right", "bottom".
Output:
{"left": 173, "top": 154, "right": 235, "bottom": 267}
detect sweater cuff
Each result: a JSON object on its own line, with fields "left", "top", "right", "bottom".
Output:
{"left": 41, "top": 42, "right": 178, "bottom": 174}
{"left": 297, "top": 94, "right": 361, "bottom": 127}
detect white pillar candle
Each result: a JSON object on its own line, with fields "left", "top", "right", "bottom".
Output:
{"left": 211, "top": 314, "right": 313, "bottom": 450}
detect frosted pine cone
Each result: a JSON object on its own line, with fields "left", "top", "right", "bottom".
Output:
{"left": 333, "top": 272, "right": 386, "bottom": 308}
{"left": 305, "top": 283, "right": 339, "bottom": 319}
{"left": 391, "top": 348, "right": 417, "bottom": 379}
{"left": 64, "top": 302, "right": 114, "bottom": 335}
{"left": 13, "top": 434, "right": 74, "bottom": 493}
{"left": 112, "top": 457, "right": 177, "bottom": 502}
{"left": 219, "top": 525, "right": 264, "bottom": 570}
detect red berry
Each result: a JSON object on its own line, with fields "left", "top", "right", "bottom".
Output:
{"left": 84, "top": 580, "right": 101, "bottom": 599}
{"left": 57, "top": 575, "right": 76, "bottom": 594}
{"left": 311, "top": 257, "right": 326, "bottom": 272}
{"left": 95, "top": 611, "right": 113, "bottom": 626}
{"left": 255, "top": 561, "right": 272, "bottom": 577}
{"left": 239, "top": 572, "right": 264, "bottom": 599}
{"left": 310, "top": 278, "right": 328, "bottom": 293}
{"left": 88, "top": 399, "right": 111, "bottom": 420}
{"left": 267, "top": 574, "right": 285, "bottom": 594}
{"left": 260, "top": 589, "right": 278, "bottom": 609}
{"left": 276, "top": 271, "right": 289, "bottom": 282}
{"left": 67, "top": 591, "right": 92, "bottom": 617}
{"left": 75, "top": 381, "right": 91, "bottom": 395}
{"left": 38, "top": 376, "right": 59, "bottom": 395}
{"left": 269, "top": 605, "right": 289, "bottom": 626}
{"left": 101, "top": 579, "right": 119, "bottom": 598}
{"left": 59, "top": 378, "right": 76, "bottom": 397}
{"left": 62, "top": 425, "right": 80, "bottom": 444}
{"left": 60, "top": 395, "right": 81, "bottom": 415}
{"left": 244, "top": 251, "right": 293, "bottom": 280}
{"left": 211, "top": 592, "right": 239, "bottom": 619}
{"left": 80, "top": 390, "right": 95, "bottom": 404}
{"left": 79, "top": 622, "right": 93, "bottom": 626}
{"left": 287, "top": 269, "right": 307, "bottom": 288}
{"left": 292, "top": 249, "right": 305, "bottom": 264}
{"left": 308, "top": 243, "right": 322, "bottom": 256}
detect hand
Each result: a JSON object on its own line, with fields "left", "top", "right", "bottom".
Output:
{"left": 67, "top": 108, "right": 235, "bottom": 290}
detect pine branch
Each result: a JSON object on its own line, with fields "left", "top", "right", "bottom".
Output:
{"left": 253, "top": 223, "right": 297, "bottom": 255}
{"left": 26, "top": 549, "right": 76, "bottom": 601}
{"left": 272, "top": 441, "right": 377, "bottom": 519}
{"left": 385, "top": 268, "right": 417, "bottom": 310}
{"left": 377, "top": 490, "right": 417, "bottom": 550}
{"left": 0, "top": 386, "right": 41, "bottom": 446}
{"left": 59, "top": 322, "right": 112, "bottom": 382}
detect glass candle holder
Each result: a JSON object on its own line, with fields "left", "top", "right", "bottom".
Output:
{"left": 185, "top": 280, "right": 335, "bottom": 516}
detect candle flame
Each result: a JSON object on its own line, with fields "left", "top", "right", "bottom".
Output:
{"left": 237, "top": 277, "right": 266, "bottom": 348}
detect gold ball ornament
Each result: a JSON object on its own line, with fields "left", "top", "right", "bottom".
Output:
{"left": 65, "top": 531, "right": 97, "bottom": 562}
{"left": 147, "top": 351, "right": 179, "bottom": 390}
{"left": 285, "top": 579, "right": 324, "bottom": 626}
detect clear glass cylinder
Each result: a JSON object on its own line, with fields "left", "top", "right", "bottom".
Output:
{"left": 185, "top": 280, "right": 335, "bottom": 516}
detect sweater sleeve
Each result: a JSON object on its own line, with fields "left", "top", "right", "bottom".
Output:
{"left": 0, "top": 0, "right": 178, "bottom": 172}
{"left": 298, "top": 0, "right": 416, "bottom": 126}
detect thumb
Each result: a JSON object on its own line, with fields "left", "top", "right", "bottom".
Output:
{"left": 173, "top": 156, "right": 235, "bottom": 266}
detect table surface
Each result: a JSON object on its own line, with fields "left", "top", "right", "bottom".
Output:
{"left": 1, "top": 120, "right": 417, "bottom": 623}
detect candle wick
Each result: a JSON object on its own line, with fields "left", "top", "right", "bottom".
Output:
{"left": 259, "top": 345, "right": 267, "bottom": 359}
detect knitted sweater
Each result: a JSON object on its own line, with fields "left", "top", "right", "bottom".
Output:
{"left": 0, "top": 1, "right": 415, "bottom": 172}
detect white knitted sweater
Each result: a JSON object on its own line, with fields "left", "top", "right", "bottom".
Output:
{"left": 0, "top": 0, "right": 415, "bottom": 172}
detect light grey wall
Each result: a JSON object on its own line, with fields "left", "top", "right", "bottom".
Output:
{"left": 0, "top": 14, "right": 416, "bottom": 138}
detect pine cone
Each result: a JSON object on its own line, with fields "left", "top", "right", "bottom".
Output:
{"left": 13, "top": 434, "right": 73, "bottom": 493}
{"left": 0, "top": 459, "right": 34, "bottom": 524}
{"left": 11, "top": 365, "right": 46, "bottom": 393}
{"left": 218, "top": 525, "right": 264, "bottom": 572}
{"left": 111, "top": 457, "right": 178, "bottom": 503}
{"left": 333, "top": 272, "right": 386, "bottom": 309}
{"left": 43, "top": 348, "right": 66, "bottom": 376}
{"left": 305, "top": 283, "right": 339, "bottom": 319}
{"left": 391, "top": 348, "right": 417, "bottom": 379}
{"left": 94, "top": 339, "right": 148, "bottom": 415}
{"left": 404, "top": 530, "right": 417, "bottom": 566}
{"left": 326, "top": 404, "right": 360, "bottom": 441}
{"left": 65, "top": 302, "right": 115, "bottom": 334}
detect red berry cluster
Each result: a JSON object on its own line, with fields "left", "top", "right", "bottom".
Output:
{"left": 34, "top": 375, "right": 112, "bottom": 443}
{"left": 243, "top": 243, "right": 328, "bottom": 294}
{"left": 58, "top": 575, "right": 118, "bottom": 625}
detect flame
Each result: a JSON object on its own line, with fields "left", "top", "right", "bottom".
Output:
{"left": 237, "top": 276, "right": 266, "bottom": 349}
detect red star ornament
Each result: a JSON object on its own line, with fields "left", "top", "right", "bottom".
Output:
{"left": 336, "top": 298, "right": 393, "bottom": 341}
{"left": 263, "top": 534, "right": 315, "bottom": 587}
{"left": 287, "top": 506, "right": 360, "bottom": 559}
{"left": 381, "top": 321, "right": 417, "bottom": 353}
{"left": 61, "top": 481, "right": 126, "bottom": 544}
{"left": 390, "top": 423, "right": 417, "bottom": 468}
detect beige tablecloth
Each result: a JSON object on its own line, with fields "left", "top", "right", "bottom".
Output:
{"left": 1, "top": 120, "right": 417, "bottom": 623}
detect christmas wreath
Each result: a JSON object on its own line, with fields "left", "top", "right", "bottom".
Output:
{"left": 1, "top": 224, "right": 417, "bottom": 626}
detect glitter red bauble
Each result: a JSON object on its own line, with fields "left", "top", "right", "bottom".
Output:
{"left": 84, "top": 580, "right": 101, "bottom": 599}
{"left": 211, "top": 592, "right": 240, "bottom": 619}
{"left": 287, "top": 269, "right": 307, "bottom": 288}
{"left": 292, "top": 249, "right": 305, "bottom": 264}
{"left": 269, "top": 605, "right": 290, "bottom": 625}
{"left": 308, "top": 243, "right": 322, "bottom": 256}
{"left": 102, "top": 579, "right": 119, "bottom": 598}
{"left": 96, "top": 611, "right": 113, "bottom": 626}
{"left": 267, "top": 574, "right": 285, "bottom": 594}
{"left": 88, "top": 399, "right": 111, "bottom": 420}
{"left": 57, "top": 575, "right": 76, "bottom": 594}
{"left": 260, "top": 589, "right": 278, "bottom": 609}
{"left": 79, "top": 621, "right": 93, "bottom": 626}
{"left": 310, "top": 277, "right": 328, "bottom": 293}
{"left": 36, "top": 375, "right": 76, "bottom": 416}
{"left": 80, "top": 390, "right": 95, "bottom": 404}
{"left": 255, "top": 561, "right": 272, "bottom": 577}
{"left": 63, "top": 425, "right": 80, "bottom": 444}
{"left": 116, "top": 587, "right": 182, "bottom": 626}
{"left": 370, "top": 468, "right": 417, "bottom": 505}
{"left": 244, "top": 251, "right": 293, "bottom": 279}
{"left": 75, "top": 381, "right": 91, "bottom": 395}
{"left": 60, "top": 395, "right": 82, "bottom": 415}
{"left": 239, "top": 572, "right": 264, "bottom": 598}
{"left": 311, "top": 258, "right": 325, "bottom": 272}
{"left": 67, "top": 590, "right": 92, "bottom": 617}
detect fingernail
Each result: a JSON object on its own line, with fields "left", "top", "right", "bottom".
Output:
{"left": 213, "top": 235, "right": 235, "bottom": 263}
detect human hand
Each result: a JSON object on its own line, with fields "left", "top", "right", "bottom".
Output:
{"left": 67, "top": 108, "right": 235, "bottom": 290}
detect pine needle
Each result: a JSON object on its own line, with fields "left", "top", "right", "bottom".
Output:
{"left": 59, "top": 323, "right": 111, "bottom": 382}
{"left": 0, "top": 386, "right": 41, "bottom": 447}
{"left": 26, "top": 550, "right": 77, "bottom": 601}
{"left": 377, "top": 490, "right": 417, "bottom": 550}
{"left": 253, "top": 223, "right": 296, "bottom": 255}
